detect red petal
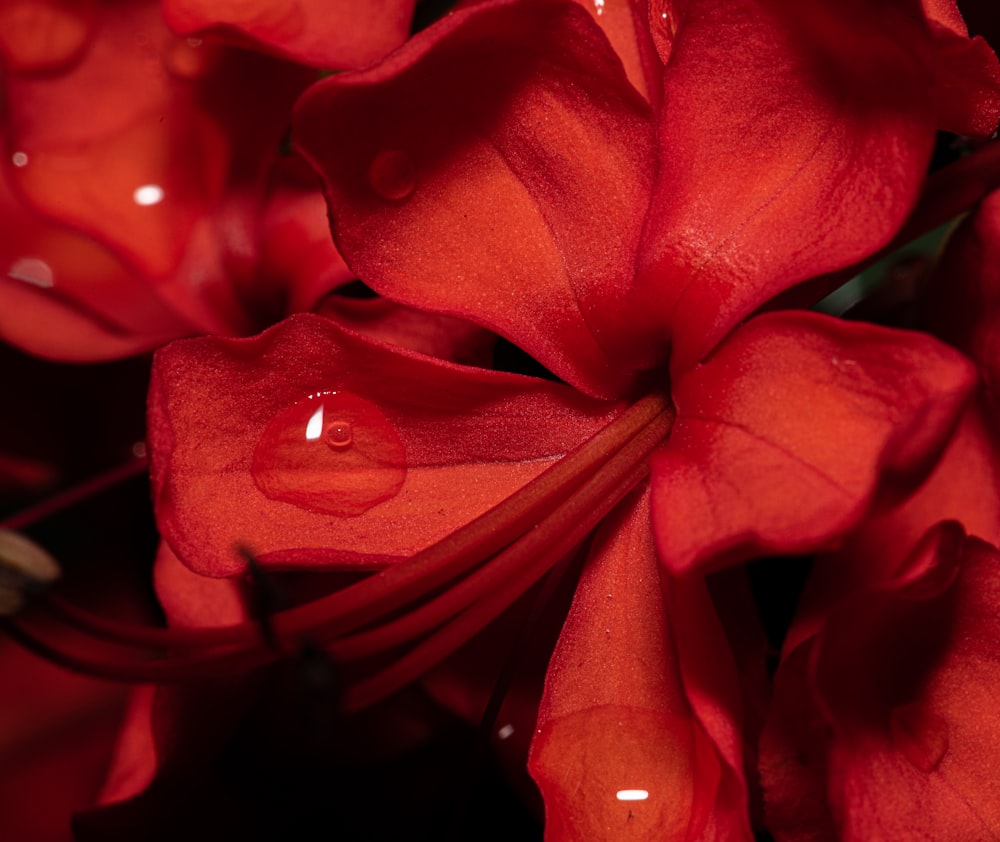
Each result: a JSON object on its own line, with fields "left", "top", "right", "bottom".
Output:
{"left": 293, "top": 0, "right": 655, "bottom": 398}
{"left": 316, "top": 295, "right": 496, "bottom": 367}
{"left": 528, "top": 488, "right": 746, "bottom": 841}
{"left": 766, "top": 529, "right": 1000, "bottom": 840}
{"left": 0, "top": 2, "right": 313, "bottom": 355}
{"left": 651, "top": 311, "right": 976, "bottom": 575}
{"left": 162, "top": 0, "right": 415, "bottom": 69}
{"left": 636, "top": 0, "right": 936, "bottom": 372}
{"left": 149, "top": 313, "right": 621, "bottom": 577}
{"left": 786, "top": 397, "right": 1000, "bottom": 657}
{"left": 922, "top": 0, "right": 1000, "bottom": 136}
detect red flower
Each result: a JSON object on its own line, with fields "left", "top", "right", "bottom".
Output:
{"left": 761, "top": 524, "right": 1000, "bottom": 841}
{"left": 4, "top": 0, "right": 998, "bottom": 838}
{"left": 0, "top": 0, "right": 417, "bottom": 361}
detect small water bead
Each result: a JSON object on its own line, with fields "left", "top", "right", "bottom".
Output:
{"left": 132, "top": 184, "right": 164, "bottom": 206}
{"left": 11, "top": 151, "right": 28, "bottom": 168}
{"left": 252, "top": 391, "right": 407, "bottom": 517}
{"left": 889, "top": 702, "right": 949, "bottom": 773}
{"left": 368, "top": 149, "right": 417, "bottom": 201}
{"left": 325, "top": 420, "right": 353, "bottom": 451}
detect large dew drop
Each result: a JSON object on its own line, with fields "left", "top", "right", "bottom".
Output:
{"left": 252, "top": 390, "right": 407, "bottom": 517}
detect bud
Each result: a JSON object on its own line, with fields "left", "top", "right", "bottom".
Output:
{"left": 0, "top": 529, "right": 61, "bottom": 616}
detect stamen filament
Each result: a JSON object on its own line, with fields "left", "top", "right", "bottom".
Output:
{"left": 3, "top": 394, "right": 675, "bottom": 702}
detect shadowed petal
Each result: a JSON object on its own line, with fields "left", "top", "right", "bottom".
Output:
{"left": 762, "top": 526, "right": 1000, "bottom": 840}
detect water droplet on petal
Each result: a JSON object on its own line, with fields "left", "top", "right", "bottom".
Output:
{"left": 252, "top": 391, "right": 407, "bottom": 517}
{"left": 133, "top": 184, "right": 164, "bottom": 206}
{"left": 11, "top": 151, "right": 28, "bottom": 168}
{"left": 8, "top": 257, "right": 54, "bottom": 288}
{"left": 368, "top": 149, "right": 416, "bottom": 201}
{"left": 890, "top": 702, "right": 949, "bottom": 773}
{"left": 325, "top": 420, "right": 353, "bottom": 451}
{"left": 0, "top": 1, "right": 94, "bottom": 73}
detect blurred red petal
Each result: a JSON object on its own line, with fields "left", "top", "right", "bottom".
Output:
{"left": 651, "top": 311, "right": 976, "bottom": 574}
{"left": 636, "top": 0, "right": 936, "bottom": 372}
{"left": 294, "top": 0, "right": 654, "bottom": 398}
{"left": 149, "top": 313, "right": 621, "bottom": 577}
{"left": 0, "top": 1, "right": 314, "bottom": 357}
{"left": 162, "top": 0, "right": 416, "bottom": 68}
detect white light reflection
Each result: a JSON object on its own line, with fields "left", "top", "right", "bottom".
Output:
{"left": 305, "top": 405, "right": 324, "bottom": 441}
{"left": 8, "top": 257, "right": 54, "bottom": 288}
{"left": 497, "top": 724, "right": 515, "bottom": 741}
{"left": 616, "top": 789, "right": 649, "bottom": 802}
{"left": 11, "top": 151, "right": 28, "bottom": 167}
{"left": 133, "top": 184, "right": 164, "bottom": 206}
{"left": 594, "top": 0, "right": 605, "bottom": 14}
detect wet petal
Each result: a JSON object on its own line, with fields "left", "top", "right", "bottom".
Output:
{"left": 162, "top": 0, "right": 416, "bottom": 69}
{"left": 294, "top": 0, "right": 655, "bottom": 398}
{"left": 148, "top": 313, "right": 621, "bottom": 577}
{"left": 528, "top": 488, "right": 750, "bottom": 841}
{"left": 637, "top": 0, "right": 937, "bottom": 372}
{"left": 651, "top": 311, "right": 977, "bottom": 575}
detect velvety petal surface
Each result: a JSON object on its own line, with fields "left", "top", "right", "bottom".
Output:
{"left": 636, "top": 0, "right": 937, "bottom": 372}
{"left": 651, "top": 311, "right": 977, "bottom": 575}
{"left": 528, "top": 488, "right": 750, "bottom": 841}
{"left": 162, "top": 0, "right": 415, "bottom": 68}
{"left": 149, "top": 313, "right": 622, "bottom": 577}
{"left": 294, "top": 0, "right": 655, "bottom": 398}
{"left": 763, "top": 527, "right": 1000, "bottom": 840}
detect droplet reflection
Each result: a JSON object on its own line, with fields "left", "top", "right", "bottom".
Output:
{"left": 615, "top": 789, "right": 649, "bottom": 802}
{"left": 11, "top": 151, "right": 28, "bottom": 168}
{"left": 252, "top": 390, "right": 407, "bottom": 517}
{"left": 133, "top": 184, "right": 164, "bottom": 206}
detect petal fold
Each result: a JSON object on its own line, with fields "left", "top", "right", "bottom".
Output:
{"left": 294, "top": 0, "right": 655, "bottom": 398}
{"left": 636, "top": 0, "right": 937, "bottom": 371}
